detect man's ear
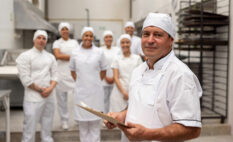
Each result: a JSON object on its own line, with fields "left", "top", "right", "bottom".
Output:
{"left": 169, "top": 37, "right": 174, "bottom": 48}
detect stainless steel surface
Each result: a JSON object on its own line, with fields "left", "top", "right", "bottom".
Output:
{"left": 14, "top": 0, "right": 58, "bottom": 33}
{"left": 0, "top": 90, "right": 11, "bottom": 142}
{"left": 0, "top": 49, "right": 27, "bottom": 66}
{"left": 0, "top": 49, "right": 26, "bottom": 107}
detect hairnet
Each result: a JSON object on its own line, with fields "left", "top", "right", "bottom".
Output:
{"left": 142, "top": 13, "right": 176, "bottom": 39}
{"left": 33, "top": 30, "right": 48, "bottom": 41}
{"left": 124, "top": 21, "right": 135, "bottom": 28}
{"left": 58, "top": 22, "right": 71, "bottom": 32}
{"left": 119, "top": 34, "right": 131, "bottom": 43}
{"left": 81, "top": 27, "right": 94, "bottom": 37}
{"left": 103, "top": 30, "right": 113, "bottom": 38}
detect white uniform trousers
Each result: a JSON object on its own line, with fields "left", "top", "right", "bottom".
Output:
{"left": 103, "top": 86, "right": 113, "bottom": 113}
{"left": 22, "top": 98, "right": 54, "bottom": 142}
{"left": 56, "top": 90, "right": 69, "bottom": 123}
{"left": 78, "top": 120, "right": 101, "bottom": 142}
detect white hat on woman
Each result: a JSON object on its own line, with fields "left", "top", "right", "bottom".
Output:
{"left": 58, "top": 22, "right": 71, "bottom": 32}
{"left": 103, "top": 30, "right": 113, "bottom": 38}
{"left": 81, "top": 27, "right": 94, "bottom": 37}
{"left": 119, "top": 34, "right": 131, "bottom": 42}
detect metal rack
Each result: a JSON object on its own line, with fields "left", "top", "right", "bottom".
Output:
{"left": 175, "top": 0, "right": 230, "bottom": 123}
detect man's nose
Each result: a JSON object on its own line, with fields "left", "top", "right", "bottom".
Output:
{"left": 148, "top": 35, "right": 155, "bottom": 43}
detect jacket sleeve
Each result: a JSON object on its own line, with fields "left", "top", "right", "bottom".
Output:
{"left": 50, "top": 55, "right": 58, "bottom": 82}
{"left": 168, "top": 72, "right": 202, "bottom": 128}
{"left": 16, "top": 54, "right": 33, "bottom": 87}
{"left": 69, "top": 52, "right": 76, "bottom": 71}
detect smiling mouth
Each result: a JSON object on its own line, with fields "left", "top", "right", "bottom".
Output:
{"left": 85, "top": 40, "right": 92, "bottom": 43}
{"left": 145, "top": 46, "right": 157, "bottom": 49}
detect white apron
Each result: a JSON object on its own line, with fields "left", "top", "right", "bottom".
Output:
{"left": 73, "top": 47, "right": 105, "bottom": 121}
{"left": 124, "top": 52, "right": 173, "bottom": 142}
{"left": 56, "top": 40, "right": 76, "bottom": 91}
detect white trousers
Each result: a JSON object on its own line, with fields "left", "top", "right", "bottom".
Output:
{"left": 103, "top": 86, "right": 113, "bottom": 113}
{"left": 21, "top": 98, "right": 54, "bottom": 142}
{"left": 78, "top": 120, "right": 101, "bottom": 142}
{"left": 56, "top": 90, "right": 69, "bottom": 123}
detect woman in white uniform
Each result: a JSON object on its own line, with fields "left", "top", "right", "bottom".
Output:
{"left": 110, "top": 34, "right": 142, "bottom": 112}
{"left": 69, "top": 27, "right": 107, "bottom": 142}
{"left": 100, "top": 30, "right": 120, "bottom": 113}
{"left": 53, "top": 22, "right": 79, "bottom": 130}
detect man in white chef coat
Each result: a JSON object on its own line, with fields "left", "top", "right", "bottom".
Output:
{"left": 117, "top": 21, "right": 144, "bottom": 57}
{"left": 105, "top": 13, "right": 202, "bottom": 142}
{"left": 16, "top": 30, "right": 57, "bottom": 142}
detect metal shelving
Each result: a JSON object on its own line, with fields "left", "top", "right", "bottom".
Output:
{"left": 175, "top": 0, "right": 230, "bottom": 123}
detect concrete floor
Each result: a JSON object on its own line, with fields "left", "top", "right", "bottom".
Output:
{"left": 0, "top": 91, "right": 78, "bottom": 132}
{"left": 188, "top": 135, "right": 233, "bottom": 142}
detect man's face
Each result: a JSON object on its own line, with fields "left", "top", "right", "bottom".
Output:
{"left": 141, "top": 26, "right": 173, "bottom": 60}
{"left": 125, "top": 26, "right": 134, "bottom": 36}
{"left": 34, "top": 35, "right": 47, "bottom": 49}
{"left": 104, "top": 35, "right": 113, "bottom": 47}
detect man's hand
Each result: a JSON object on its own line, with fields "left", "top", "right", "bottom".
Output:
{"left": 104, "top": 111, "right": 127, "bottom": 129}
{"left": 40, "top": 80, "right": 56, "bottom": 98}
{"left": 40, "top": 87, "right": 52, "bottom": 98}
{"left": 119, "top": 122, "right": 201, "bottom": 142}
{"left": 118, "top": 122, "right": 148, "bottom": 141}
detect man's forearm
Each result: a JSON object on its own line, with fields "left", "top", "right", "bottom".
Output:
{"left": 28, "top": 83, "right": 43, "bottom": 93}
{"left": 145, "top": 123, "right": 201, "bottom": 142}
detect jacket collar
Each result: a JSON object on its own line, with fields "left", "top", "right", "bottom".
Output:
{"left": 145, "top": 50, "right": 174, "bottom": 71}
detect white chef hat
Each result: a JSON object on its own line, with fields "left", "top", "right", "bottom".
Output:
{"left": 142, "top": 13, "right": 176, "bottom": 39}
{"left": 81, "top": 27, "right": 94, "bottom": 37}
{"left": 124, "top": 21, "right": 135, "bottom": 28}
{"left": 103, "top": 30, "right": 113, "bottom": 38}
{"left": 119, "top": 34, "right": 131, "bottom": 43}
{"left": 33, "top": 30, "right": 48, "bottom": 41}
{"left": 58, "top": 22, "right": 71, "bottom": 32}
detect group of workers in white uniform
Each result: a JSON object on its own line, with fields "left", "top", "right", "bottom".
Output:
{"left": 16, "top": 12, "right": 202, "bottom": 142}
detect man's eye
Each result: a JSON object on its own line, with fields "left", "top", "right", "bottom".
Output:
{"left": 142, "top": 33, "right": 150, "bottom": 37}
{"left": 154, "top": 33, "right": 162, "bottom": 37}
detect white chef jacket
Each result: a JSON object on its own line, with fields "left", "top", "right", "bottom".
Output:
{"left": 100, "top": 46, "right": 121, "bottom": 86}
{"left": 70, "top": 46, "right": 108, "bottom": 121}
{"left": 52, "top": 38, "right": 79, "bottom": 91}
{"left": 125, "top": 50, "right": 202, "bottom": 138}
{"left": 16, "top": 47, "right": 58, "bottom": 102}
{"left": 117, "top": 35, "right": 144, "bottom": 56}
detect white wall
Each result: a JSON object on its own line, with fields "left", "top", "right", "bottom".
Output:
{"left": 0, "top": 0, "right": 15, "bottom": 49}
{"left": 48, "top": 0, "right": 130, "bottom": 44}
{"left": 131, "top": 0, "right": 179, "bottom": 39}
{"left": 132, "top": 0, "right": 174, "bottom": 22}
